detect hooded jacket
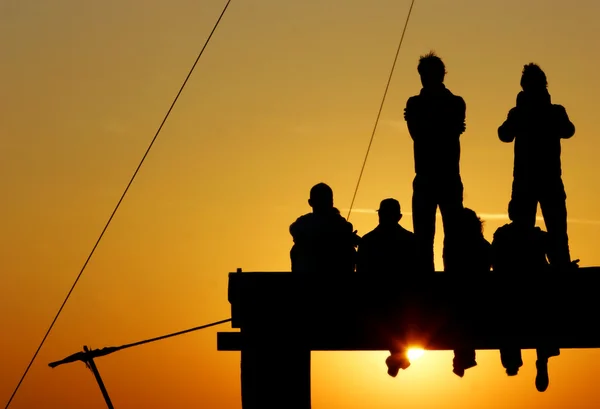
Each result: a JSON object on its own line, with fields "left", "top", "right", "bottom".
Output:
{"left": 498, "top": 89, "right": 575, "bottom": 179}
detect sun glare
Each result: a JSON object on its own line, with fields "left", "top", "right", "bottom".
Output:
{"left": 407, "top": 348, "right": 425, "bottom": 362}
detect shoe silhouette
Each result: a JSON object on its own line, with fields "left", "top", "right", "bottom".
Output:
{"left": 535, "top": 360, "right": 549, "bottom": 392}
{"left": 386, "top": 354, "right": 410, "bottom": 377}
{"left": 453, "top": 367, "right": 465, "bottom": 378}
{"left": 506, "top": 366, "right": 519, "bottom": 376}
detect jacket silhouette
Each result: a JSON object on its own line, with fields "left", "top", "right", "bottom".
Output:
{"left": 290, "top": 184, "right": 358, "bottom": 274}
{"left": 356, "top": 200, "right": 417, "bottom": 275}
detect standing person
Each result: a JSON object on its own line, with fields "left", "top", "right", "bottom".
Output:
{"left": 498, "top": 63, "right": 577, "bottom": 269}
{"left": 404, "top": 51, "right": 467, "bottom": 272}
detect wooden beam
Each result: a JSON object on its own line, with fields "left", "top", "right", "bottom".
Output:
{"left": 217, "top": 331, "right": 600, "bottom": 352}
{"left": 226, "top": 268, "right": 600, "bottom": 350}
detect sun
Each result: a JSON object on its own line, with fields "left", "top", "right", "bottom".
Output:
{"left": 407, "top": 348, "right": 425, "bottom": 362}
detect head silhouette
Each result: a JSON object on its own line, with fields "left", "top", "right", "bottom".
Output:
{"left": 460, "top": 207, "right": 484, "bottom": 237}
{"left": 520, "top": 63, "right": 547, "bottom": 93}
{"left": 377, "top": 198, "right": 402, "bottom": 226}
{"left": 418, "top": 51, "right": 446, "bottom": 88}
{"left": 507, "top": 200, "right": 529, "bottom": 226}
{"left": 308, "top": 183, "right": 334, "bottom": 212}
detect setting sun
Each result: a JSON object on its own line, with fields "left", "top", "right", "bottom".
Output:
{"left": 407, "top": 348, "right": 425, "bottom": 362}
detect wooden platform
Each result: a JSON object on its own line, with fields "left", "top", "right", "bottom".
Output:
{"left": 217, "top": 267, "right": 600, "bottom": 409}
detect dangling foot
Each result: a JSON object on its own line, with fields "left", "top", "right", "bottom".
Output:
{"left": 453, "top": 360, "right": 476, "bottom": 378}
{"left": 535, "top": 359, "right": 549, "bottom": 392}
{"left": 506, "top": 366, "right": 519, "bottom": 376}
{"left": 386, "top": 354, "right": 410, "bottom": 377}
{"left": 453, "top": 366, "right": 465, "bottom": 378}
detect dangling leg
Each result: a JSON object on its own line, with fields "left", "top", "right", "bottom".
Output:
{"left": 453, "top": 348, "right": 476, "bottom": 378}
{"left": 500, "top": 348, "right": 523, "bottom": 376}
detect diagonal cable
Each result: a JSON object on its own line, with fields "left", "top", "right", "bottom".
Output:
{"left": 3, "top": 1, "right": 233, "bottom": 408}
{"left": 347, "top": 0, "right": 416, "bottom": 221}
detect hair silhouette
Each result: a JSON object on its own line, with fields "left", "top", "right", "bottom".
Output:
{"left": 520, "top": 63, "right": 548, "bottom": 92}
{"left": 462, "top": 207, "right": 484, "bottom": 237}
{"left": 417, "top": 51, "right": 447, "bottom": 86}
{"left": 309, "top": 182, "right": 334, "bottom": 211}
{"left": 377, "top": 198, "right": 402, "bottom": 225}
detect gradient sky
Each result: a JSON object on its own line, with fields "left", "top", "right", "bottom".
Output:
{"left": 2, "top": 0, "right": 600, "bottom": 408}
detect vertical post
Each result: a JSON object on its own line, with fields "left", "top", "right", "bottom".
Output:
{"left": 240, "top": 332, "right": 311, "bottom": 409}
{"left": 83, "top": 346, "right": 115, "bottom": 409}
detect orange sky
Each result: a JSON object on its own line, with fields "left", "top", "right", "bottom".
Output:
{"left": 2, "top": 0, "right": 600, "bottom": 408}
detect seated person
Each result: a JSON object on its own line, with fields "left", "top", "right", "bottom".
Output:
{"left": 356, "top": 198, "right": 417, "bottom": 274}
{"left": 492, "top": 200, "right": 559, "bottom": 392}
{"left": 442, "top": 207, "right": 491, "bottom": 378}
{"left": 290, "top": 183, "right": 359, "bottom": 274}
{"left": 356, "top": 198, "right": 417, "bottom": 377}
{"left": 443, "top": 207, "right": 491, "bottom": 274}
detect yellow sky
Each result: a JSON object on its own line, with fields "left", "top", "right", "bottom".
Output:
{"left": 2, "top": 0, "right": 600, "bottom": 408}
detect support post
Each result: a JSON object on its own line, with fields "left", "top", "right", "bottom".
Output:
{"left": 240, "top": 332, "right": 311, "bottom": 409}
{"left": 83, "top": 346, "right": 115, "bottom": 409}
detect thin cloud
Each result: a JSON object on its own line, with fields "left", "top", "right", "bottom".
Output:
{"left": 381, "top": 119, "right": 406, "bottom": 131}
{"left": 343, "top": 209, "right": 600, "bottom": 226}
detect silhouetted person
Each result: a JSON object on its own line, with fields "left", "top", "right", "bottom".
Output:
{"left": 290, "top": 183, "right": 359, "bottom": 273}
{"left": 404, "top": 51, "right": 466, "bottom": 272}
{"left": 442, "top": 208, "right": 491, "bottom": 377}
{"left": 356, "top": 198, "right": 417, "bottom": 275}
{"left": 492, "top": 200, "right": 559, "bottom": 392}
{"left": 356, "top": 198, "right": 417, "bottom": 377}
{"left": 498, "top": 63, "right": 577, "bottom": 270}
{"left": 492, "top": 199, "right": 549, "bottom": 274}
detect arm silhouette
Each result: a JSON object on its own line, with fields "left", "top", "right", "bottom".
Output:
{"left": 498, "top": 107, "right": 519, "bottom": 143}
{"left": 553, "top": 105, "right": 575, "bottom": 139}
{"left": 404, "top": 97, "right": 421, "bottom": 141}
{"left": 452, "top": 96, "right": 467, "bottom": 136}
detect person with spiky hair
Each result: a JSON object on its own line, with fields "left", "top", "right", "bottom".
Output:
{"left": 404, "top": 51, "right": 467, "bottom": 273}
{"left": 498, "top": 63, "right": 577, "bottom": 270}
